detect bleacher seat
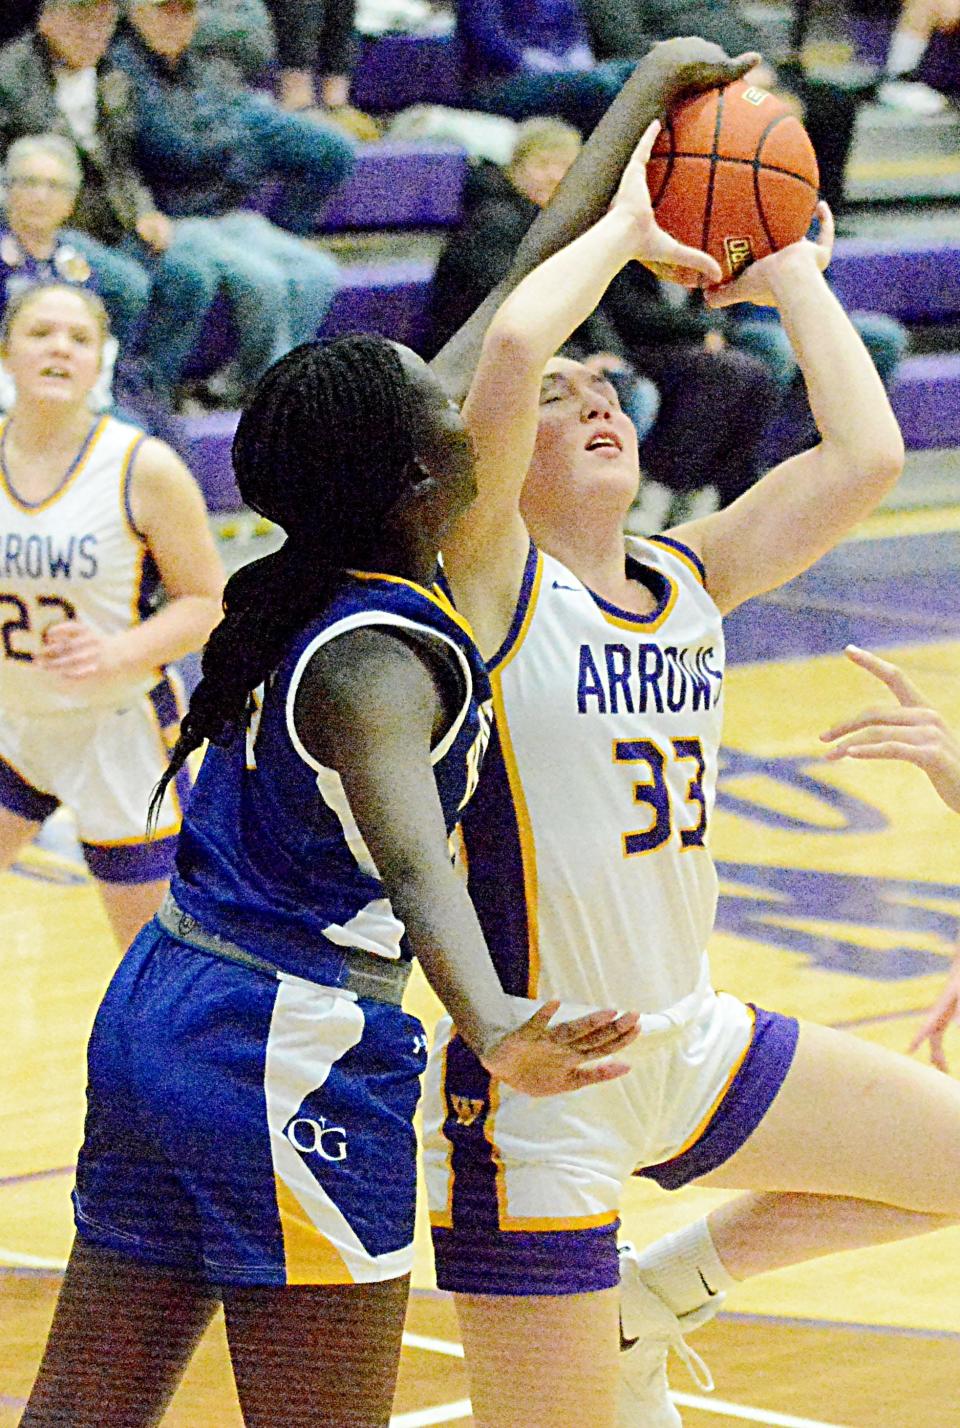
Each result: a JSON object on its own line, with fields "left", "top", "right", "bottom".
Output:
{"left": 351, "top": 33, "right": 465, "bottom": 113}
{"left": 317, "top": 143, "right": 467, "bottom": 231}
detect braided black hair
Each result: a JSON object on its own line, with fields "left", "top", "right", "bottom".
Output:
{"left": 148, "top": 335, "right": 422, "bottom": 831}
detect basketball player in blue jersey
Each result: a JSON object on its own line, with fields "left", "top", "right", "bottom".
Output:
{"left": 419, "top": 115, "right": 960, "bottom": 1427}
{"left": 0, "top": 282, "right": 222, "bottom": 948}
{"left": 21, "top": 335, "right": 640, "bottom": 1428}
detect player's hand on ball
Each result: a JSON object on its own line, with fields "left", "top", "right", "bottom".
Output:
{"left": 819, "top": 644, "right": 960, "bottom": 815}
{"left": 613, "top": 120, "right": 722, "bottom": 287}
{"left": 480, "top": 1000, "right": 640, "bottom": 1097}
{"left": 40, "top": 618, "right": 126, "bottom": 685}
{"left": 649, "top": 36, "right": 762, "bottom": 102}
{"left": 705, "top": 200, "right": 834, "bottom": 308}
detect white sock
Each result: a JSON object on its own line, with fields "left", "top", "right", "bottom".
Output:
{"left": 885, "top": 28, "right": 927, "bottom": 77}
{"left": 631, "top": 1219, "right": 737, "bottom": 1318}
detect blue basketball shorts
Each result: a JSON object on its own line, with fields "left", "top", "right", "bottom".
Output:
{"left": 424, "top": 991, "right": 798, "bottom": 1296}
{"left": 73, "top": 920, "right": 428, "bottom": 1286}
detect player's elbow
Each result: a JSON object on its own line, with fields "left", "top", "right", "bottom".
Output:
{"left": 856, "top": 425, "right": 906, "bottom": 493}
{"left": 483, "top": 310, "right": 544, "bottom": 372}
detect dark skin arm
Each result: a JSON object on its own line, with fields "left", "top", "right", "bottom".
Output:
{"left": 431, "top": 37, "right": 760, "bottom": 402}
{"left": 294, "top": 627, "right": 639, "bottom": 1093}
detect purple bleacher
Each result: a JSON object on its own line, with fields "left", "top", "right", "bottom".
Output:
{"left": 832, "top": 240, "right": 960, "bottom": 322}
{"left": 318, "top": 143, "right": 467, "bottom": 231}
{"left": 319, "top": 258, "right": 434, "bottom": 348}
{"left": 180, "top": 409, "right": 242, "bottom": 512}
{"left": 352, "top": 33, "right": 465, "bottom": 112}
{"left": 890, "top": 353, "right": 960, "bottom": 450}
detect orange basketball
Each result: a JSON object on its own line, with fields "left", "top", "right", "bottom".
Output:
{"left": 647, "top": 79, "right": 820, "bottom": 285}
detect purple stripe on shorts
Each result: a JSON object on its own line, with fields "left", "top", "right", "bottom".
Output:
{"left": 433, "top": 1219, "right": 620, "bottom": 1297}
{"left": 148, "top": 671, "right": 182, "bottom": 731}
{"left": 639, "top": 1006, "right": 799, "bottom": 1190}
{"left": 81, "top": 833, "right": 178, "bottom": 885}
{"left": 0, "top": 754, "right": 59, "bottom": 823}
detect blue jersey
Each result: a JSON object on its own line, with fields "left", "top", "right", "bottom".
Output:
{"left": 171, "top": 572, "right": 492, "bottom": 983}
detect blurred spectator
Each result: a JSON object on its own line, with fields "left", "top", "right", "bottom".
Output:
{"left": 194, "top": 0, "right": 277, "bottom": 83}
{"left": 262, "top": 0, "right": 380, "bottom": 137}
{"left": 456, "top": 0, "right": 635, "bottom": 135}
{"left": 0, "top": 0, "right": 237, "bottom": 405}
{"left": 872, "top": 0, "right": 958, "bottom": 113}
{"left": 113, "top": 0, "right": 352, "bottom": 402}
{"left": 426, "top": 115, "right": 776, "bottom": 526}
{"left": 580, "top": 0, "right": 871, "bottom": 218}
{"left": 0, "top": 2, "right": 42, "bottom": 46}
{"left": 0, "top": 135, "right": 120, "bottom": 411}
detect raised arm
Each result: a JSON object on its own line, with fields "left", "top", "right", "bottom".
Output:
{"left": 442, "top": 124, "right": 720, "bottom": 654}
{"left": 670, "top": 205, "right": 905, "bottom": 614}
{"left": 295, "top": 628, "right": 639, "bottom": 1094}
{"left": 430, "top": 37, "right": 759, "bottom": 403}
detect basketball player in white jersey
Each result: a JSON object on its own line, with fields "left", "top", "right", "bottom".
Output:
{"left": 0, "top": 283, "right": 223, "bottom": 947}
{"left": 420, "top": 122, "right": 960, "bottom": 1427}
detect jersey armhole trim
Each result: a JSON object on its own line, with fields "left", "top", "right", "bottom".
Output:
{"left": 120, "top": 433, "right": 149, "bottom": 541}
{"left": 489, "top": 540, "right": 542, "bottom": 674}
{"left": 284, "top": 613, "right": 474, "bottom": 777}
{"left": 646, "top": 535, "right": 706, "bottom": 586}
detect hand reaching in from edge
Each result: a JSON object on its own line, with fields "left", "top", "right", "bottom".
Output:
{"left": 481, "top": 1001, "right": 640, "bottom": 1096}
{"left": 820, "top": 644, "right": 960, "bottom": 815}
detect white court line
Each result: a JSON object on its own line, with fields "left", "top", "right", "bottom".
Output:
{"left": 0, "top": 1247, "right": 66, "bottom": 1270}
{"left": 401, "top": 1332, "right": 465, "bottom": 1359}
{"left": 671, "top": 1391, "right": 854, "bottom": 1428}
{"left": 390, "top": 1401, "right": 472, "bottom": 1427}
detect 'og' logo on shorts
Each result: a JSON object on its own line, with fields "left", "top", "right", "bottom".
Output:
{"left": 285, "top": 1116, "right": 348, "bottom": 1161}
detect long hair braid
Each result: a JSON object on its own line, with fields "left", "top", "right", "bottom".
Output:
{"left": 148, "top": 336, "right": 422, "bottom": 831}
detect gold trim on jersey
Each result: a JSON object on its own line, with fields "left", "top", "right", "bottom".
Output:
{"left": 428, "top": 1039, "right": 456, "bottom": 1230}
{"left": 347, "top": 569, "right": 476, "bottom": 642}
{"left": 119, "top": 432, "right": 148, "bottom": 541}
{"left": 490, "top": 549, "right": 543, "bottom": 674}
{"left": 0, "top": 415, "right": 108, "bottom": 516}
{"left": 662, "top": 1004, "right": 757, "bottom": 1163}
{"left": 645, "top": 535, "right": 707, "bottom": 587}
{"left": 489, "top": 669, "right": 540, "bottom": 996}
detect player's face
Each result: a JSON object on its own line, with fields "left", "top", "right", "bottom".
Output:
{"left": 393, "top": 345, "right": 477, "bottom": 531}
{"left": 5, "top": 154, "right": 78, "bottom": 236}
{"left": 3, "top": 291, "right": 104, "bottom": 405}
{"left": 39, "top": 1, "right": 118, "bottom": 69}
{"left": 522, "top": 358, "right": 640, "bottom": 534}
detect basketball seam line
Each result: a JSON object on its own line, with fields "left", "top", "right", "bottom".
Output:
{"left": 656, "top": 152, "right": 819, "bottom": 193}
{"left": 702, "top": 89, "right": 726, "bottom": 256}
{"left": 754, "top": 113, "right": 791, "bottom": 251}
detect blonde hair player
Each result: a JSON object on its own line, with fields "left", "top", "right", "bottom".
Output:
{"left": 420, "top": 114, "right": 960, "bottom": 1428}
{"left": 0, "top": 282, "right": 223, "bottom": 947}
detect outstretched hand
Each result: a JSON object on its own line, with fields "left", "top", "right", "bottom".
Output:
{"left": 481, "top": 1000, "right": 640, "bottom": 1097}
{"left": 612, "top": 120, "right": 722, "bottom": 287}
{"left": 819, "top": 645, "right": 960, "bottom": 815}
{"left": 705, "top": 201, "right": 834, "bottom": 308}
{"left": 649, "top": 36, "right": 762, "bottom": 103}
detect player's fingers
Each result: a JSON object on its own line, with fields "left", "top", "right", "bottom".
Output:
{"left": 564, "top": 1014, "right": 641, "bottom": 1056}
{"left": 928, "top": 1029, "right": 949, "bottom": 1074}
{"left": 547, "top": 1007, "right": 621, "bottom": 1044}
{"left": 813, "top": 200, "right": 835, "bottom": 260}
{"left": 820, "top": 706, "right": 937, "bottom": 741}
{"left": 569, "top": 1059, "right": 632, "bottom": 1088}
{"left": 661, "top": 239, "right": 723, "bottom": 285}
{"left": 522, "top": 998, "right": 562, "bottom": 1035}
{"left": 634, "top": 118, "right": 662, "bottom": 165}
{"left": 844, "top": 644, "right": 928, "bottom": 707}
{"left": 827, "top": 738, "right": 938, "bottom": 765}
{"left": 723, "top": 50, "right": 762, "bottom": 79}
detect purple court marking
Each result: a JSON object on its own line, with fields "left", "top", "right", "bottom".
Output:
{"left": 0, "top": 1394, "right": 26, "bottom": 1408}
{"left": 0, "top": 1166, "right": 73, "bottom": 1190}
{"left": 725, "top": 530, "right": 960, "bottom": 666}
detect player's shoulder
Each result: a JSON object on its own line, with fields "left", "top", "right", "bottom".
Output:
{"left": 629, "top": 532, "right": 707, "bottom": 589}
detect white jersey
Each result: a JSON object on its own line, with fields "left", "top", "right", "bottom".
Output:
{"left": 0, "top": 414, "right": 156, "bottom": 714}
{"left": 459, "top": 534, "right": 724, "bottom": 1016}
